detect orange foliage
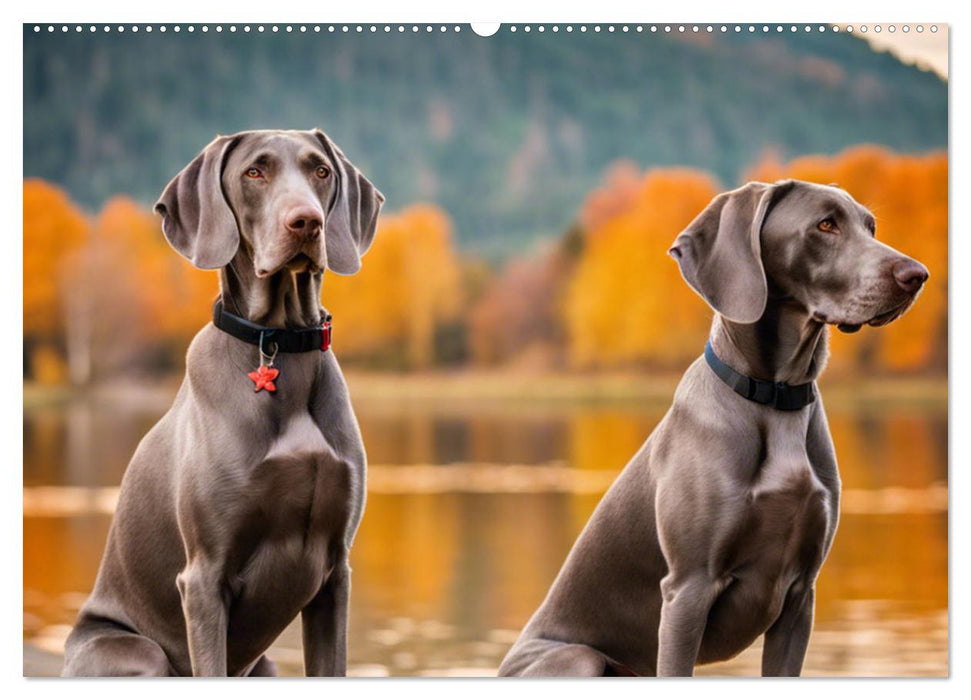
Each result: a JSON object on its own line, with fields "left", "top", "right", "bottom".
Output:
{"left": 58, "top": 196, "right": 220, "bottom": 377}
{"left": 92, "top": 197, "right": 218, "bottom": 341}
{"left": 564, "top": 170, "right": 721, "bottom": 368}
{"left": 748, "top": 146, "right": 947, "bottom": 373}
{"left": 23, "top": 183, "right": 220, "bottom": 381}
{"left": 23, "top": 180, "right": 461, "bottom": 377}
{"left": 23, "top": 180, "right": 89, "bottom": 337}
{"left": 23, "top": 144, "right": 948, "bottom": 380}
{"left": 323, "top": 204, "right": 462, "bottom": 368}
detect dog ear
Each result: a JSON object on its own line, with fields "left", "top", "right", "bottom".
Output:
{"left": 154, "top": 134, "right": 242, "bottom": 270}
{"left": 312, "top": 128, "right": 385, "bottom": 276}
{"left": 668, "top": 181, "right": 791, "bottom": 324}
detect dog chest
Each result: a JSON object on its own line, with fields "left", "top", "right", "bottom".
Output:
{"left": 695, "top": 465, "right": 830, "bottom": 663}
{"left": 248, "top": 412, "right": 354, "bottom": 537}
{"left": 743, "top": 461, "right": 830, "bottom": 565}
{"left": 223, "top": 414, "right": 354, "bottom": 642}
{"left": 710, "top": 460, "right": 831, "bottom": 634}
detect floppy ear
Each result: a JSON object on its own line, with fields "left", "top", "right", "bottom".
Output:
{"left": 668, "top": 181, "right": 789, "bottom": 324}
{"left": 313, "top": 128, "right": 385, "bottom": 275}
{"left": 154, "top": 134, "right": 242, "bottom": 270}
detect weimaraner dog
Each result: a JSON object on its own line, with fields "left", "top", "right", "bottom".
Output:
{"left": 62, "top": 129, "right": 383, "bottom": 676}
{"left": 499, "top": 180, "right": 929, "bottom": 677}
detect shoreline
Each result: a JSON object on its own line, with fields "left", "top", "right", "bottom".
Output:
{"left": 24, "top": 371, "right": 947, "bottom": 409}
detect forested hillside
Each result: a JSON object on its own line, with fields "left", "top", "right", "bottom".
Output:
{"left": 24, "top": 25, "right": 946, "bottom": 257}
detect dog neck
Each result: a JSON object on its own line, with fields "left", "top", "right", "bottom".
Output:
{"left": 710, "top": 299, "right": 829, "bottom": 385}
{"left": 218, "top": 249, "right": 324, "bottom": 328}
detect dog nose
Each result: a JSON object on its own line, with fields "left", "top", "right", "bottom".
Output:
{"left": 285, "top": 207, "right": 323, "bottom": 239}
{"left": 892, "top": 258, "right": 929, "bottom": 293}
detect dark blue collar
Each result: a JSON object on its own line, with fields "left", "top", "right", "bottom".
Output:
{"left": 704, "top": 341, "right": 815, "bottom": 411}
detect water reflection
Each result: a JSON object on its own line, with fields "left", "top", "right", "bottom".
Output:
{"left": 23, "top": 381, "right": 947, "bottom": 676}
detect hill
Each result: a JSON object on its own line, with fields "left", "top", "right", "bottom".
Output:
{"left": 23, "top": 25, "right": 947, "bottom": 257}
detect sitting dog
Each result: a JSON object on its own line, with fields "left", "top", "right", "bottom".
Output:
{"left": 63, "top": 129, "right": 383, "bottom": 676}
{"left": 499, "top": 180, "right": 929, "bottom": 677}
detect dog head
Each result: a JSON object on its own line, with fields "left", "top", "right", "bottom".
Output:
{"left": 155, "top": 129, "right": 384, "bottom": 277}
{"left": 669, "top": 179, "right": 928, "bottom": 332}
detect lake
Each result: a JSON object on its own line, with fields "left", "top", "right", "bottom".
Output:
{"left": 23, "top": 376, "right": 948, "bottom": 676}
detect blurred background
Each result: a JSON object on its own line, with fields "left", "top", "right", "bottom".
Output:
{"left": 23, "top": 24, "right": 947, "bottom": 676}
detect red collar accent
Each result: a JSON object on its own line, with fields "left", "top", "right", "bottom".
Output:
{"left": 320, "top": 320, "right": 332, "bottom": 352}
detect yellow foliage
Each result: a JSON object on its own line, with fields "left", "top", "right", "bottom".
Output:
{"left": 323, "top": 204, "right": 462, "bottom": 368}
{"left": 564, "top": 170, "right": 720, "bottom": 368}
{"left": 23, "top": 180, "right": 89, "bottom": 337}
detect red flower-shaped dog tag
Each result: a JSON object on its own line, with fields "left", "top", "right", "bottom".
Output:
{"left": 248, "top": 365, "right": 279, "bottom": 393}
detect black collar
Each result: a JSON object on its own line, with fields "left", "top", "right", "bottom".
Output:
{"left": 212, "top": 299, "right": 332, "bottom": 353}
{"left": 704, "top": 340, "right": 815, "bottom": 411}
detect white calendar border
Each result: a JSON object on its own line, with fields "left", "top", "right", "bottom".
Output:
{"left": 3, "top": 2, "right": 960, "bottom": 699}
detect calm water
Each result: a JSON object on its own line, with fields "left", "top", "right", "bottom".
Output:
{"left": 23, "top": 380, "right": 948, "bottom": 676}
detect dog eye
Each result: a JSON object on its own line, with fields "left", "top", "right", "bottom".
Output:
{"left": 817, "top": 218, "right": 838, "bottom": 234}
{"left": 245, "top": 167, "right": 263, "bottom": 179}
{"left": 315, "top": 165, "right": 331, "bottom": 180}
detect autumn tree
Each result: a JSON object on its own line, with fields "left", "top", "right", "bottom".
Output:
{"left": 322, "top": 204, "right": 463, "bottom": 369}
{"left": 23, "top": 180, "right": 89, "bottom": 382}
{"left": 563, "top": 169, "right": 721, "bottom": 369}
{"left": 23, "top": 179, "right": 89, "bottom": 336}
{"left": 69, "top": 197, "right": 219, "bottom": 378}
{"left": 24, "top": 183, "right": 221, "bottom": 383}
{"left": 93, "top": 197, "right": 218, "bottom": 342}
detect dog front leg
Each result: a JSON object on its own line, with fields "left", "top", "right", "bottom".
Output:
{"left": 656, "top": 573, "right": 722, "bottom": 676}
{"left": 176, "top": 562, "right": 229, "bottom": 676}
{"left": 761, "top": 583, "right": 815, "bottom": 676}
{"left": 301, "top": 560, "right": 350, "bottom": 676}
